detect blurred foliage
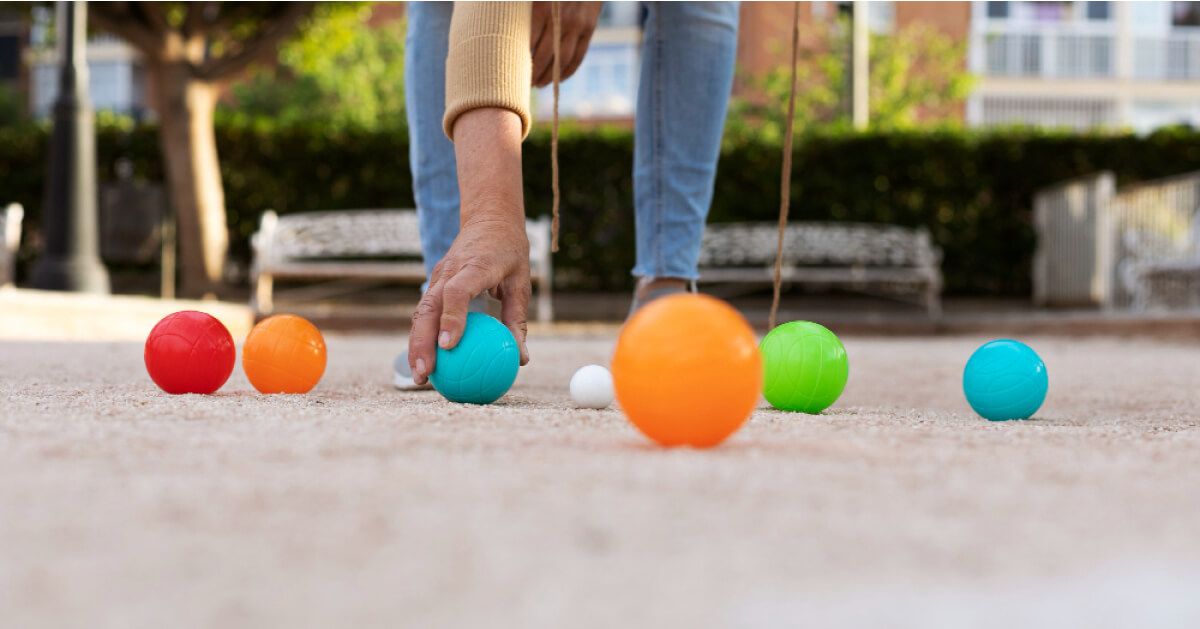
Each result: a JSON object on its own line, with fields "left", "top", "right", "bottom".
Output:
{"left": 221, "top": 3, "right": 407, "bottom": 130}
{"left": 7, "top": 122, "right": 1200, "bottom": 294}
{"left": 727, "top": 19, "right": 974, "bottom": 144}
{"left": 0, "top": 83, "right": 22, "bottom": 126}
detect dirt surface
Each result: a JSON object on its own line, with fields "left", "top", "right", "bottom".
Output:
{"left": 2, "top": 332, "right": 1200, "bottom": 628}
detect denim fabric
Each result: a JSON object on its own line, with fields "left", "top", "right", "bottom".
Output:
{"left": 405, "top": 1, "right": 739, "bottom": 282}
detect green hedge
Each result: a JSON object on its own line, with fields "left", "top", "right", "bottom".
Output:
{"left": 5, "top": 122, "right": 1200, "bottom": 294}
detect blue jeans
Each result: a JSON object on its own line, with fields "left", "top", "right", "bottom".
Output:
{"left": 405, "top": 1, "right": 739, "bottom": 282}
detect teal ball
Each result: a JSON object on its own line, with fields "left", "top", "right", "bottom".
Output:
{"left": 430, "top": 312, "right": 520, "bottom": 405}
{"left": 760, "top": 321, "right": 849, "bottom": 414}
{"left": 962, "top": 339, "right": 1048, "bottom": 421}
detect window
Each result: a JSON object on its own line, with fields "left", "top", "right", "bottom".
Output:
{"left": 1173, "top": 2, "right": 1200, "bottom": 27}
{"left": 1030, "top": 1, "right": 1070, "bottom": 22}
{"left": 987, "top": 1, "right": 1010, "bottom": 19}
{"left": 1086, "top": 1, "right": 1111, "bottom": 20}
{"left": 0, "top": 35, "right": 18, "bottom": 80}
{"left": 869, "top": 1, "right": 895, "bottom": 33}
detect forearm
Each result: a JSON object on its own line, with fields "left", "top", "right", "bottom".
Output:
{"left": 452, "top": 108, "right": 526, "bottom": 230}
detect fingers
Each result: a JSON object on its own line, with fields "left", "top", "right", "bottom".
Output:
{"left": 561, "top": 29, "right": 592, "bottom": 81}
{"left": 530, "top": 4, "right": 550, "bottom": 84}
{"left": 437, "top": 263, "right": 497, "bottom": 350}
{"left": 409, "top": 281, "right": 444, "bottom": 385}
{"left": 498, "top": 276, "right": 532, "bottom": 365}
{"left": 531, "top": 24, "right": 557, "bottom": 88}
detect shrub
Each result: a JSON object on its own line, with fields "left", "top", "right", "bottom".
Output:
{"left": 5, "top": 122, "right": 1200, "bottom": 294}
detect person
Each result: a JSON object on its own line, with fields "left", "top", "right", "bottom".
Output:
{"left": 396, "top": 1, "right": 739, "bottom": 389}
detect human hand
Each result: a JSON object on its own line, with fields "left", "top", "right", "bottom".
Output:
{"left": 408, "top": 215, "right": 532, "bottom": 386}
{"left": 530, "top": 1, "right": 603, "bottom": 87}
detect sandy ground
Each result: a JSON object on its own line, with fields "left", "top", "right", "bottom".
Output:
{"left": 2, "top": 331, "right": 1200, "bottom": 628}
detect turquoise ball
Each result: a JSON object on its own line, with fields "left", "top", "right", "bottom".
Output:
{"left": 962, "top": 339, "right": 1048, "bottom": 421}
{"left": 430, "top": 312, "right": 520, "bottom": 404}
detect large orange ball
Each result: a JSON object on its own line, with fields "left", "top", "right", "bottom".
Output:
{"left": 242, "top": 314, "right": 327, "bottom": 394}
{"left": 612, "top": 294, "right": 762, "bottom": 448}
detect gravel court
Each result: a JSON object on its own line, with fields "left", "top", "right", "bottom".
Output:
{"left": 2, "top": 332, "right": 1199, "bottom": 628}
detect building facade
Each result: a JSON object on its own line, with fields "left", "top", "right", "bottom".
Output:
{"left": 14, "top": 1, "right": 1200, "bottom": 134}
{"left": 968, "top": 0, "right": 1200, "bottom": 131}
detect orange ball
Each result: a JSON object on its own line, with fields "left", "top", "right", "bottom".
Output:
{"left": 242, "top": 314, "right": 327, "bottom": 394}
{"left": 612, "top": 294, "right": 762, "bottom": 448}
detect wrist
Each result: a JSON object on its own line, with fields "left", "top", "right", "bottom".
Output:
{"left": 461, "top": 192, "right": 526, "bottom": 231}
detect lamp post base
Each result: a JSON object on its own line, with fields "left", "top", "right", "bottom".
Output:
{"left": 30, "top": 256, "right": 110, "bottom": 293}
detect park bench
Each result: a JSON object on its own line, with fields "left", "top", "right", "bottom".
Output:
{"left": 250, "top": 209, "right": 555, "bottom": 321}
{"left": 697, "top": 221, "right": 944, "bottom": 317}
{"left": 1, "top": 203, "right": 23, "bottom": 287}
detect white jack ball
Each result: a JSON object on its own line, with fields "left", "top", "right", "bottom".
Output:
{"left": 570, "top": 364, "right": 614, "bottom": 409}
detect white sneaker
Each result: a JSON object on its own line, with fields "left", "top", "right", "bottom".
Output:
{"left": 393, "top": 294, "right": 494, "bottom": 390}
{"left": 393, "top": 351, "right": 433, "bottom": 390}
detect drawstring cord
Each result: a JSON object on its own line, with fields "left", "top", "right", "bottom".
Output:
{"left": 550, "top": 1, "right": 562, "bottom": 253}
{"left": 769, "top": 1, "right": 801, "bottom": 331}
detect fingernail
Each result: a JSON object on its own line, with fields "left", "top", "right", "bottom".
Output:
{"left": 438, "top": 331, "right": 450, "bottom": 348}
{"left": 415, "top": 358, "right": 427, "bottom": 376}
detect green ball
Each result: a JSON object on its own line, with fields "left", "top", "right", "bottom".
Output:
{"left": 760, "top": 321, "right": 849, "bottom": 414}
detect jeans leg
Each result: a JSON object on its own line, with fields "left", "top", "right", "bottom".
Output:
{"left": 633, "top": 2, "right": 739, "bottom": 280}
{"left": 406, "top": 1, "right": 460, "bottom": 282}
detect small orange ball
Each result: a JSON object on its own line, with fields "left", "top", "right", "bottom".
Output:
{"left": 612, "top": 294, "right": 762, "bottom": 448}
{"left": 242, "top": 314, "right": 327, "bottom": 394}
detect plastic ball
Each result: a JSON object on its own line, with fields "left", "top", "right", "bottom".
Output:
{"left": 570, "top": 364, "right": 613, "bottom": 409}
{"left": 430, "top": 312, "right": 520, "bottom": 405}
{"left": 962, "top": 339, "right": 1048, "bottom": 421}
{"left": 144, "top": 310, "right": 236, "bottom": 394}
{"left": 612, "top": 294, "right": 761, "bottom": 448}
{"left": 760, "top": 321, "right": 849, "bottom": 414}
{"left": 242, "top": 314, "right": 327, "bottom": 394}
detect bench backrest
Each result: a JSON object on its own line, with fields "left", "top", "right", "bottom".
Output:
{"left": 259, "top": 209, "right": 424, "bottom": 259}
{"left": 254, "top": 209, "right": 553, "bottom": 273}
{"left": 699, "top": 221, "right": 940, "bottom": 268}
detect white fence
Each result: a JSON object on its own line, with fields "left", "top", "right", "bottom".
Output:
{"left": 1034, "top": 171, "right": 1200, "bottom": 311}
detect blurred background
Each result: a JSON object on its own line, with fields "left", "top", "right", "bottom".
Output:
{"left": 2, "top": 1, "right": 1200, "bottom": 336}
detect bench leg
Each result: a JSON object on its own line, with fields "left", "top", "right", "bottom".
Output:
{"left": 535, "top": 277, "right": 553, "bottom": 323}
{"left": 924, "top": 282, "right": 942, "bottom": 319}
{"left": 254, "top": 273, "right": 274, "bottom": 315}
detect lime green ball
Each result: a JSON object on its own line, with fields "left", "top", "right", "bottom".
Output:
{"left": 760, "top": 321, "right": 849, "bottom": 414}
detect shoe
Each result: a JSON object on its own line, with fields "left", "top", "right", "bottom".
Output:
{"left": 628, "top": 277, "right": 696, "bottom": 316}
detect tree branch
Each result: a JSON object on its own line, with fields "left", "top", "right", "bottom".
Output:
{"left": 183, "top": 2, "right": 220, "bottom": 38}
{"left": 133, "top": 2, "right": 171, "bottom": 34}
{"left": 196, "top": 3, "right": 313, "bottom": 81}
{"left": 90, "top": 2, "right": 162, "bottom": 56}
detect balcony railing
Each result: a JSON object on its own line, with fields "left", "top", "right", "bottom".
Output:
{"left": 1133, "top": 33, "right": 1200, "bottom": 81}
{"left": 977, "top": 29, "right": 1115, "bottom": 79}
{"left": 977, "top": 25, "right": 1200, "bottom": 81}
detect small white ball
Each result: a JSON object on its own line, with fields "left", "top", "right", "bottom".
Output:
{"left": 569, "top": 364, "right": 613, "bottom": 409}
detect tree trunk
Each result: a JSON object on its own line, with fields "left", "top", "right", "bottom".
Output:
{"left": 151, "top": 57, "right": 228, "bottom": 299}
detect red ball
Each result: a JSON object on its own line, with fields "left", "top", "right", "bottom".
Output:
{"left": 144, "top": 311, "right": 236, "bottom": 394}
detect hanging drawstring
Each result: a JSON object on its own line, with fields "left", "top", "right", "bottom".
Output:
{"left": 550, "top": 1, "right": 562, "bottom": 253}
{"left": 768, "top": 1, "right": 801, "bottom": 331}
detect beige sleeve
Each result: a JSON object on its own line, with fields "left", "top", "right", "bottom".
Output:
{"left": 443, "top": 1, "right": 533, "bottom": 140}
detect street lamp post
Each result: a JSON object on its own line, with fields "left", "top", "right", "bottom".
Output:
{"left": 30, "top": 0, "right": 109, "bottom": 293}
